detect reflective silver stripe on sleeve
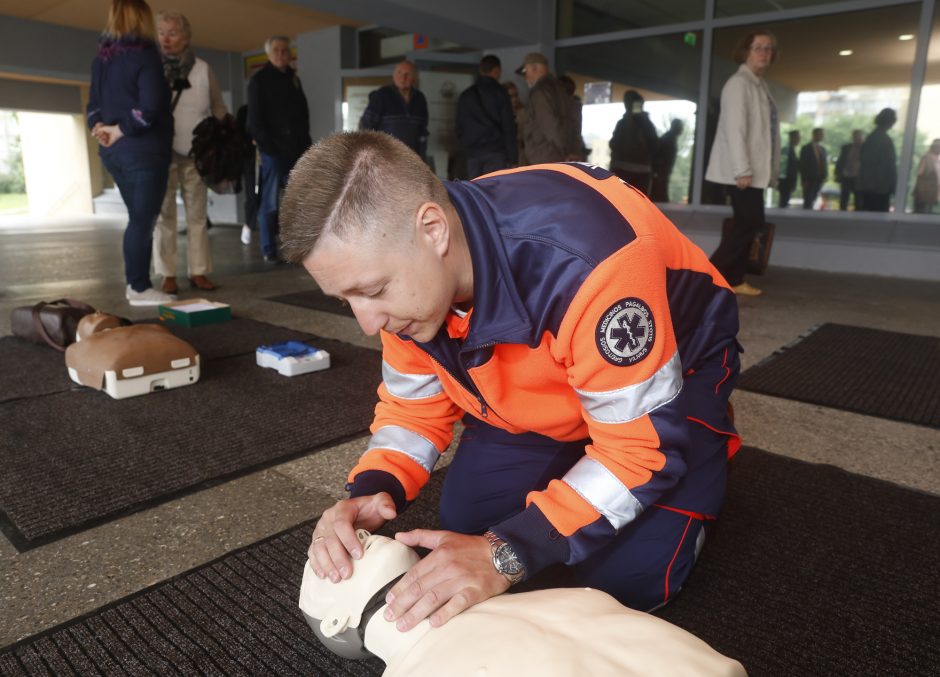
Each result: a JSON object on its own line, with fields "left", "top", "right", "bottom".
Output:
{"left": 365, "top": 425, "right": 440, "bottom": 474}
{"left": 574, "top": 351, "right": 683, "bottom": 424}
{"left": 382, "top": 361, "right": 444, "bottom": 400}
{"left": 562, "top": 456, "right": 643, "bottom": 530}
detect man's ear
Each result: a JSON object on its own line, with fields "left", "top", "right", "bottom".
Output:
{"left": 415, "top": 202, "right": 450, "bottom": 256}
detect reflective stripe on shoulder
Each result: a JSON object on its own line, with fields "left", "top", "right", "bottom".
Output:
{"left": 365, "top": 425, "right": 440, "bottom": 474}
{"left": 563, "top": 456, "right": 643, "bottom": 529}
{"left": 382, "top": 360, "right": 444, "bottom": 400}
{"left": 575, "top": 351, "right": 683, "bottom": 424}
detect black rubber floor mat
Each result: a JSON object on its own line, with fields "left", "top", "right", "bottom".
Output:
{"left": 3, "top": 449, "right": 938, "bottom": 676}
{"left": 0, "top": 325, "right": 381, "bottom": 550}
{"left": 737, "top": 323, "right": 940, "bottom": 428}
{"left": 266, "top": 290, "right": 355, "bottom": 318}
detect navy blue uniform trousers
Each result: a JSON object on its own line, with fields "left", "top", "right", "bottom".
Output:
{"left": 439, "top": 412, "right": 729, "bottom": 612}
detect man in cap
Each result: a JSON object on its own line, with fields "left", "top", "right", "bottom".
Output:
{"left": 516, "top": 53, "right": 582, "bottom": 164}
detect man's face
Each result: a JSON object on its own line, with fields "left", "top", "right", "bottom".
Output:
{"left": 393, "top": 63, "right": 416, "bottom": 93}
{"left": 268, "top": 40, "right": 291, "bottom": 70}
{"left": 813, "top": 129, "right": 825, "bottom": 143}
{"left": 157, "top": 19, "right": 187, "bottom": 57}
{"left": 522, "top": 62, "right": 546, "bottom": 87}
{"left": 853, "top": 131, "right": 864, "bottom": 144}
{"left": 745, "top": 35, "right": 774, "bottom": 75}
{"left": 304, "top": 227, "right": 453, "bottom": 343}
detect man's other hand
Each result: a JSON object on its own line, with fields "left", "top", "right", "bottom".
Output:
{"left": 383, "top": 529, "right": 510, "bottom": 632}
{"left": 308, "top": 493, "right": 397, "bottom": 583}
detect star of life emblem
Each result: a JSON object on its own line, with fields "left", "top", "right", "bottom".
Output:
{"left": 595, "top": 298, "right": 655, "bottom": 366}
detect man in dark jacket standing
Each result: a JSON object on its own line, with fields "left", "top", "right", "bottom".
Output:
{"left": 516, "top": 52, "right": 581, "bottom": 165}
{"left": 360, "top": 60, "right": 429, "bottom": 161}
{"left": 777, "top": 130, "right": 800, "bottom": 208}
{"left": 247, "top": 35, "right": 311, "bottom": 262}
{"left": 456, "top": 55, "right": 517, "bottom": 178}
{"left": 799, "top": 127, "right": 828, "bottom": 210}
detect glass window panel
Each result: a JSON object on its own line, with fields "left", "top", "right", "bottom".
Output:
{"left": 703, "top": 4, "right": 921, "bottom": 212}
{"left": 908, "top": 5, "right": 940, "bottom": 214}
{"left": 557, "top": 0, "right": 704, "bottom": 40}
{"left": 557, "top": 31, "right": 703, "bottom": 204}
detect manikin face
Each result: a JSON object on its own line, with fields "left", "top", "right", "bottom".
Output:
{"left": 303, "top": 213, "right": 455, "bottom": 343}
{"left": 268, "top": 40, "right": 291, "bottom": 70}
{"left": 745, "top": 35, "right": 774, "bottom": 76}
{"left": 157, "top": 19, "right": 187, "bottom": 57}
{"left": 393, "top": 63, "right": 416, "bottom": 93}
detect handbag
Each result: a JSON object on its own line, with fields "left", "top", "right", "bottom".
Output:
{"left": 10, "top": 299, "right": 96, "bottom": 352}
{"left": 190, "top": 113, "right": 244, "bottom": 194}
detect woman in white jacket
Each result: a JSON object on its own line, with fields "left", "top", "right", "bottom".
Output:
{"left": 705, "top": 30, "right": 780, "bottom": 297}
{"left": 153, "top": 10, "right": 227, "bottom": 294}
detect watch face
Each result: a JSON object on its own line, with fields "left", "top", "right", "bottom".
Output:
{"left": 494, "top": 543, "right": 524, "bottom": 575}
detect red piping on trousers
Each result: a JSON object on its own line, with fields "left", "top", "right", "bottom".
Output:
{"left": 653, "top": 504, "right": 713, "bottom": 521}
{"left": 687, "top": 416, "right": 742, "bottom": 459}
{"left": 714, "top": 347, "right": 731, "bottom": 394}
{"left": 664, "top": 515, "right": 693, "bottom": 602}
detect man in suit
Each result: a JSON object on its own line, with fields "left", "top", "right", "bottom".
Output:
{"left": 778, "top": 130, "right": 800, "bottom": 208}
{"left": 835, "top": 130, "right": 864, "bottom": 211}
{"left": 799, "top": 128, "right": 828, "bottom": 210}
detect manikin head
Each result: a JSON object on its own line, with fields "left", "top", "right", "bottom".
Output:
{"left": 279, "top": 131, "right": 473, "bottom": 344}
{"left": 298, "top": 530, "right": 424, "bottom": 661}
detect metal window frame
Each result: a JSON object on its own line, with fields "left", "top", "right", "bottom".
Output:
{"left": 555, "top": 0, "right": 936, "bottom": 214}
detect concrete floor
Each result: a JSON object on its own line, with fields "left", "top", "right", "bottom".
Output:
{"left": 1, "top": 215, "right": 938, "bottom": 647}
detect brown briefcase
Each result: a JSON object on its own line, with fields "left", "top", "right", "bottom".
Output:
{"left": 721, "top": 218, "right": 775, "bottom": 275}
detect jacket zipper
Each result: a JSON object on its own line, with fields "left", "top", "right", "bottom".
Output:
{"left": 422, "top": 343, "right": 498, "bottom": 420}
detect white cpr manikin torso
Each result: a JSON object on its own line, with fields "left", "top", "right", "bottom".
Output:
{"left": 300, "top": 533, "right": 746, "bottom": 677}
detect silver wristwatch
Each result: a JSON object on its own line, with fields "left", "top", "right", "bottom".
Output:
{"left": 484, "top": 530, "right": 525, "bottom": 585}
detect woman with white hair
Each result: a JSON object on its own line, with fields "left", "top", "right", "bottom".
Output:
{"left": 153, "top": 9, "right": 227, "bottom": 293}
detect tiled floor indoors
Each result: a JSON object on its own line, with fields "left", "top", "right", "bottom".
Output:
{"left": 1, "top": 214, "right": 938, "bottom": 647}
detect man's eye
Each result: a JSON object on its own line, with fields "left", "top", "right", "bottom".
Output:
{"left": 368, "top": 286, "right": 386, "bottom": 298}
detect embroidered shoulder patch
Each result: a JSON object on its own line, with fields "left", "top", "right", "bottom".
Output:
{"left": 595, "top": 298, "right": 655, "bottom": 366}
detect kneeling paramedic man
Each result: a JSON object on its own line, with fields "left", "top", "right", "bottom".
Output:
{"left": 279, "top": 130, "right": 741, "bottom": 633}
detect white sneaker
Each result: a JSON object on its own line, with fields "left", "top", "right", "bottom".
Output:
{"left": 126, "top": 285, "right": 177, "bottom": 306}
{"left": 240, "top": 225, "right": 252, "bottom": 245}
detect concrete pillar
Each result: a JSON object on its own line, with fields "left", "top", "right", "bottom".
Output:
{"left": 295, "top": 25, "right": 356, "bottom": 144}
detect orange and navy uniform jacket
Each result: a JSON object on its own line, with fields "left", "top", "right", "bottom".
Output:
{"left": 348, "top": 163, "right": 741, "bottom": 579}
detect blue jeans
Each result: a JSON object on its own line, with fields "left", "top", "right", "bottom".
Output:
{"left": 103, "top": 153, "right": 169, "bottom": 291}
{"left": 259, "top": 152, "right": 296, "bottom": 258}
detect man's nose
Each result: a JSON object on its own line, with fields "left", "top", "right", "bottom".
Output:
{"left": 349, "top": 300, "right": 384, "bottom": 336}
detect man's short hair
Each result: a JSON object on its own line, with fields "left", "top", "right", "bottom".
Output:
{"left": 156, "top": 9, "right": 191, "bottom": 41}
{"left": 788, "top": 130, "right": 800, "bottom": 140}
{"left": 280, "top": 131, "right": 451, "bottom": 264}
{"left": 265, "top": 35, "right": 290, "bottom": 55}
{"left": 480, "top": 54, "right": 501, "bottom": 74}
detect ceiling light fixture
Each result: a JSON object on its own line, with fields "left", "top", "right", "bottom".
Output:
{"left": 898, "top": 34, "right": 914, "bottom": 41}
{"left": 839, "top": 49, "right": 853, "bottom": 56}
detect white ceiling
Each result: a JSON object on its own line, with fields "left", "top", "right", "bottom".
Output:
{"left": 0, "top": 0, "right": 361, "bottom": 53}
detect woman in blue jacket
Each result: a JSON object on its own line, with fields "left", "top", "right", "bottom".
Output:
{"left": 87, "top": 0, "right": 174, "bottom": 306}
